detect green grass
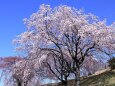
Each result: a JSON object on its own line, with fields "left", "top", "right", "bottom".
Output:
{"left": 44, "top": 69, "right": 115, "bottom": 86}
{"left": 80, "top": 70, "right": 115, "bottom": 86}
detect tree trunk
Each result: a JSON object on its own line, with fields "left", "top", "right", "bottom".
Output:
{"left": 17, "top": 82, "right": 21, "bottom": 86}
{"left": 24, "top": 81, "right": 28, "bottom": 86}
{"left": 74, "top": 68, "right": 80, "bottom": 86}
{"left": 16, "top": 79, "right": 22, "bottom": 86}
{"left": 64, "top": 76, "right": 68, "bottom": 86}
{"left": 61, "top": 80, "right": 67, "bottom": 86}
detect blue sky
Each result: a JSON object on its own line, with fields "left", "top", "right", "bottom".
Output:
{"left": 0, "top": 0, "right": 115, "bottom": 57}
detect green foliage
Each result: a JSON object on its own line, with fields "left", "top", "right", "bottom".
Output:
{"left": 108, "top": 57, "right": 115, "bottom": 70}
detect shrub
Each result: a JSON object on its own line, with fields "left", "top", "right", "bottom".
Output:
{"left": 108, "top": 57, "right": 115, "bottom": 70}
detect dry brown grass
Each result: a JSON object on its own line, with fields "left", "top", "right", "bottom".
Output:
{"left": 44, "top": 69, "right": 115, "bottom": 86}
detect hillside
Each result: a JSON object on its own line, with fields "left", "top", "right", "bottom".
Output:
{"left": 45, "top": 69, "right": 115, "bottom": 86}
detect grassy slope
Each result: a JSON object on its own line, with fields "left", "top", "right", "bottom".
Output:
{"left": 45, "top": 69, "right": 115, "bottom": 86}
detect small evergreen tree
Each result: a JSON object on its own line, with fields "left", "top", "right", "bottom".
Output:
{"left": 108, "top": 57, "right": 115, "bottom": 70}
